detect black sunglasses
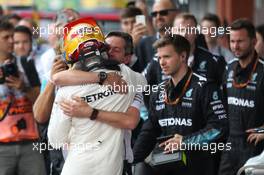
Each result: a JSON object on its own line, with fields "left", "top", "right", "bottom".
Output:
{"left": 151, "top": 9, "right": 177, "bottom": 17}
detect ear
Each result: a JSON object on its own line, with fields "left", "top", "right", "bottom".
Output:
{"left": 180, "top": 52, "right": 187, "bottom": 63}
{"left": 123, "top": 54, "right": 132, "bottom": 65}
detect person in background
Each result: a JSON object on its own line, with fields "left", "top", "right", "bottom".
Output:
{"left": 134, "top": 0, "right": 179, "bottom": 73}
{"left": 119, "top": 7, "right": 147, "bottom": 69}
{"left": 1, "top": 14, "right": 21, "bottom": 27}
{"left": 173, "top": 13, "right": 226, "bottom": 85}
{"left": 255, "top": 24, "right": 264, "bottom": 58}
{"left": 135, "top": 0, "right": 155, "bottom": 36}
{"left": 17, "top": 19, "right": 50, "bottom": 82}
{"left": 14, "top": 26, "right": 32, "bottom": 58}
{"left": 18, "top": 19, "right": 40, "bottom": 41}
{"left": 200, "top": 13, "right": 234, "bottom": 62}
{"left": 120, "top": 7, "right": 147, "bottom": 46}
{"left": 143, "top": 13, "right": 226, "bottom": 91}
{"left": 218, "top": 19, "right": 264, "bottom": 175}
{"left": 133, "top": 34, "right": 228, "bottom": 175}
{"left": 13, "top": 25, "right": 41, "bottom": 87}
{"left": 0, "top": 20, "right": 45, "bottom": 175}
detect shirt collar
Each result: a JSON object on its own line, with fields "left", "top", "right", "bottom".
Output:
{"left": 166, "top": 67, "right": 192, "bottom": 101}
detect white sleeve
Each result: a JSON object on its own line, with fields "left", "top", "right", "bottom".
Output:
{"left": 131, "top": 92, "right": 144, "bottom": 110}
{"left": 47, "top": 89, "right": 72, "bottom": 149}
{"left": 130, "top": 71, "right": 147, "bottom": 110}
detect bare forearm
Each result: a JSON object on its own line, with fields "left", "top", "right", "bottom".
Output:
{"left": 53, "top": 70, "right": 99, "bottom": 86}
{"left": 96, "top": 107, "right": 140, "bottom": 130}
{"left": 33, "top": 82, "right": 55, "bottom": 123}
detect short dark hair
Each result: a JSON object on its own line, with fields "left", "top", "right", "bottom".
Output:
{"left": 106, "top": 31, "right": 134, "bottom": 55}
{"left": 175, "top": 13, "right": 197, "bottom": 26}
{"left": 14, "top": 25, "right": 33, "bottom": 42}
{"left": 256, "top": 24, "right": 264, "bottom": 40}
{"left": 120, "top": 7, "right": 142, "bottom": 19}
{"left": 153, "top": 34, "right": 191, "bottom": 59}
{"left": 230, "top": 19, "right": 256, "bottom": 39}
{"left": 201, "top": 13, "right": 221, "bottom": 28}
{"left": 0, "top": 21, "right": 14, "bottom": 32}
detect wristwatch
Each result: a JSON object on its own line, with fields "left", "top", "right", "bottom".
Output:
{"left": 98, "top": 71, "right": 107, "bottom": 85}
{"left": 90, "top": 108, "right": 99, "bottom": 120}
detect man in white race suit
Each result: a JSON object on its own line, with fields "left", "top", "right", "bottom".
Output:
{"left": 47, "top": 18, "right": 146, "bottom": 175}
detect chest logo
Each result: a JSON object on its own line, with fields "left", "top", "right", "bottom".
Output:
{"left": 213, "top": 91, "right": 219, "bottom": 100}
{"left": 185, "top": 88, "right": 193, "bottom": 98}
{"left": 252, "top": 73, "right": 257, "bottom": 82}
{"left": 199, "top": 61, "right": 206, "bottom": 70}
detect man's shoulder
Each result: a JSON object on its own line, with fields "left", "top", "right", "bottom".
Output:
{"left": 192, "top": 73, "right": 220, "bottom": 94}
{"left": 196, "top": 46, "right": 224, "bottom": 63}
{"left": 119, "top": 64, "right": 147, "bottom": 85}
{"left": 196, "top": 46, "right": 213, "bottom": 58}
{"left": 258, "top": 57, "right": 264, "bottom": 67}
{"left": 226, "top": 58, "right": 238, "bottom": 70}
{"left": 139, "top": 35, "right": 156, "bottom": 44}
{"left": 191, "top": 73, "right": 208, "bottom": 88}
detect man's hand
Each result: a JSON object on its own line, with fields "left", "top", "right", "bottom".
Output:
{"left": 5, "top": 75, "right": 25, "bottom": 91}
{"left": 51, "top": 55, "right": 68, "bottom": 79}
{"left": 246, "top": 127, "right": 264, "bottom": 145}
{"left": 131, "top": 23, "right": 147, "bottom": 45}
{"left": 59, "top": 96, "right": 93, "bottom": 118}
{"left": 104, "top": 72, "right": 128, "bottom": 94}
{"left": 159, "top": 134, "right": 183, "bottom": 153}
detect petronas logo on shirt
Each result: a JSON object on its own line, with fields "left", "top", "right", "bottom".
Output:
{"left": 213, "top": 91, "right": 219, "bottom": 100}
{"left": 185, "top": 89, "right": 193, "bottom": 98}
{"left": 199, "top": 61, "right": 206, "bottom": 70}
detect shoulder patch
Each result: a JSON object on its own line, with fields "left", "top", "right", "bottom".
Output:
{"left": 259, "top": 58, "right": 264, "bottom": 65}
{"left": 193, "top": 73, "right": 207, "bottom": 81}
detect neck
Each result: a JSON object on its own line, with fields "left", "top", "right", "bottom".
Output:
{"left": 207, "top": 40, "right": 217, "bottom": 50}
{"left": 239, "top": 50, "right": 255, "bottom": 68}
{"left": 171, "top": 65, "right": 188, "bottom": 86}
{"left": 0, "top": 52, "right": 11, "bottom": 64}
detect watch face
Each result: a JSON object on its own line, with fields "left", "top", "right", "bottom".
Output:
{"left": 100, "top": 72, "right": 107, "bottom": 79}
{"left": 99, "top": 72, "right": 107, "bottom": 83}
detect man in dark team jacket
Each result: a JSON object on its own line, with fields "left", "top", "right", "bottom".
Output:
{"left": 133, "top": 35, "right": 228, "bottom": 175}
{"left": 219, "top": 19, "right": 264, "bottom": 175}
